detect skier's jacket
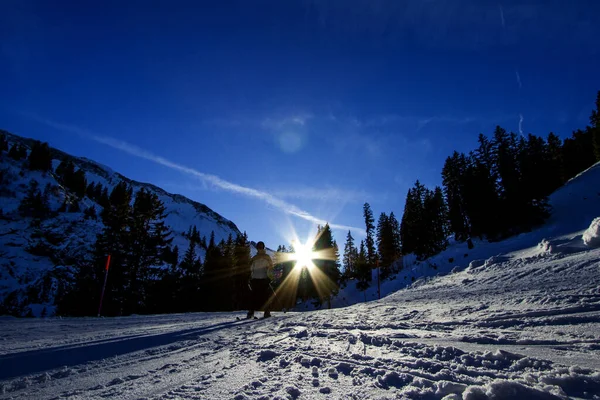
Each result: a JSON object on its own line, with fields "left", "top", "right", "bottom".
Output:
{"left": 250, "top": 249, "right": 273, "bottom": 280}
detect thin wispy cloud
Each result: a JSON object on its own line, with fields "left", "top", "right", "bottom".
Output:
{"left": 28, "top": 115, "right": 365, "bottom": 235}
{"left": 260, "top": 113, "right": 312, "bottom": 130}
{"left": 499, "top": 4, "right": 506, "bottom": 29}
{"left": 518, "top": 113, "right": 524, "bottom": 136}
{"left": 271, "top": 186, "right": 370, "bottom": 204}
{"left": 515, "top": 69, "right": 522, "bottom": 89}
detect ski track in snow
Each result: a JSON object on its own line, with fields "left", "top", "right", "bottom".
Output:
{"left": 1, "top": 244, "right": 600, "bottom": 399}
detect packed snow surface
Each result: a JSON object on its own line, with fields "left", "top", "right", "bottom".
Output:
{"left": 1, "top": 238, "right": 599, "bottom": 399}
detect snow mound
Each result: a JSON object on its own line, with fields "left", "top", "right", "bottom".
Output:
{"left": 463, "top": 380, "right": 561, "bottom": 400}
{"left": 582, "top": 217, "right": 600, "bottom": 248}
{"left": 537, "top": 239, "right": 556, "bottom": 255}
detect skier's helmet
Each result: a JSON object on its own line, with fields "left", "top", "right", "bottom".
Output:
{"left": 256, "top": 241, "right": 265, "bottom": 250}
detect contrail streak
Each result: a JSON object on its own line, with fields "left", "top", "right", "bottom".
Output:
{"left": 499, "top": 4, "right": 506, "bottom": 29}
{"left": 28, "top": 116, "right": 366, "bottom": 235}
{"left": 518, "top": 113, "right": 524, "bottom": 136}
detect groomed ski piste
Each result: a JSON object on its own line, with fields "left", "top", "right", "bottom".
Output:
{"left": 1, "top": 164, "right": 600, "bottom": 399}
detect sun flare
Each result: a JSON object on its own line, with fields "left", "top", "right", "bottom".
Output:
{"left": 291, "top": 240, "right": 316, "bottom": 270}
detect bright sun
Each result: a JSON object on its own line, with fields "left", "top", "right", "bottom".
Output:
{"left": 292, "top": 241, "right": 316, "bottom": 270}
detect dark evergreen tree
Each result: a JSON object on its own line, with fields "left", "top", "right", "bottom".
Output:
{"left": 84, "top": 205, "right": 97, "bottom": 220}
{"left": 311, "top": 224, "right": 340, "bottom": 308}
{"left": 376, "top": 212, "right": 396, "bottom": 279}
{"left": 8, "top": 143, "right": 24, "bottom": 160}
{"left": 342, "top": 230, "right": 357, "bottom": 280}
{"left": 590, "top": 91, "right": 600, "bottom": 161}
{"left": 232, "top": 232, "right": 251, "bottom": 310}
{"left": 0, "top": 133, "right": 8, "bottom": 154}
{"left": 400, "top": 183, "right": 424, "bottom": 256}
{"left": 99, "top": 187, "right": 110, "bottom": 209}
{"left": 466, "top": 148, "right": 500, "bottom": 239}
{"left": 91, "top": 181, "right": 134, "bottom": 316}
{"left": 546, "top": 132, "right": 565, "bottom": 191}
{"left": 424, "top": 187, "right": 449, "bottom": 255}
{"left": 388, "top": 212, "right": 402, "bottom": 262}
{"left": 27, "top": 141, "right": 53, "bottom": 172}
{"left": 56, "top": 160, "right": 75, "bottom": 189}
{"left": 442, "top": 151, "right": 470, "bottom": 241}
{"left": 363, "top": 203, "right": 376, "bottom": 271}
{"left": 86, "top": 182, "right": 96, "bottom": 199}
{"left": 355, "top": 240, "right": 370, "bottom": 295}
{"left": 126, "top": 188, "right": 173, "bottom": 314}
{"left": 180, "top": 240, "right": 199, "bottom": 276}
{"left": 72, "top": 169, "right": 87, "bottom": 198}
{"left": 18, "top": 180, "right": 50, "bottom": 220}
{"left": 563, "top": 128, "right": 595, "bottom": 181}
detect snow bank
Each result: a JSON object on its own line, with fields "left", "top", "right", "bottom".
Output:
{"left": 582, "top": 217, "right": 600, "bottom": 248}
{"left": 463, "top": 380, "right": 561, "bottom": 400}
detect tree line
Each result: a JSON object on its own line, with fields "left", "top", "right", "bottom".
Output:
{"left": 57, "top": 179, "right": 259, "bottom": 316}
{"left": 340, "top": 89, "right": 600, "bottom": 290}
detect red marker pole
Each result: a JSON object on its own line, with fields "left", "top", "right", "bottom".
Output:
{"left": 377, "top": 259, "right": 381, "bottom": 300}
{"left": 97, "top": 255, "right": 112, "bottom": 317}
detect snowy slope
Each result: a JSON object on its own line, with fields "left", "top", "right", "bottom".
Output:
{"left": 0, "top": 240, "right": 598, "bottom": 399}
{"left": 0, "top": 132, "right": 242, "bottom": 316}
{"left": 0, "top": 161, "right": 599, "bottom": 398}
{"left": 333, "top": 161, "right": 600, "bottom": 309}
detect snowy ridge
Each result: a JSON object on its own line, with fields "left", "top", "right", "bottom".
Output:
{"left": 0, "top": 131, "right": 242, "bottom": 316}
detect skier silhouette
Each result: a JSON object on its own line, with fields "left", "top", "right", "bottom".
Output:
{"left": 246, "top": 241, "right": 274, "bottom": 319}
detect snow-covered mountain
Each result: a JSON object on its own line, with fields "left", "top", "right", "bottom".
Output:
{"left": 0, "top": 131, "right": 243, "bottom": 316}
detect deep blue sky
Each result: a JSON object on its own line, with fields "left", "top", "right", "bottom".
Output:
{"left": 2, "top": 0, "right": 599, "bottom": 248}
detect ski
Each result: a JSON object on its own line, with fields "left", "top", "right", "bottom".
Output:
{"left": 236, "top": 316, "right": 259, "bottom": 321}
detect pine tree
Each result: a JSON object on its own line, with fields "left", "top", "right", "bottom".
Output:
{"left": 72, "top": 169, "right": 87, "bottom": 198}
{"left": 355, "top": 240, "right": 370, "bottom": 294}
{"left": 126, "top": 188, "right": 173, "bottom": 314}
{"left": 546, "top": 132, "right": 565, "bottom": 188}
{"left": 442, "top": 151, "right": 470, "bottom": 241}
{"left": 466, "top": 148, "right": 500, "bottom": 239}
{"left": 180, "top": 240, "right": 199, "bottom": 275}
{"left": 311, "top": 224, "right": 340, "bottom": 308}
{"left": 363, "top": 203, "right": 376, "bottom": 269}
{"left": 99, "top": 187, "right": 110, "bottom": 209}
{"left": 342, "top": 230, "right": 357, "bottom": 279}
{"left": 8, "top": 143, "right": 24, "bottom": 160}
{"left": 92, "top": 181, "right": 133, "bottom": 316}
{"left": 0, "top": 133, "right": 8, "bottom": 154}
{"left": 27, "top": 141, "right": 53, "bottom": 172}
{"left": 591, "top": 91, "right": 600, "bottom": 161}
{"left": 56, "top": 160, "right": 75, "bottom": 190}
{"left": 388, "top": 212, "right": 402, "bottom": 262}
{"left": 86, "top": 182, "right": 96, "bottom": 199}
{"left": 18, "top": 180, "right": 50, "bottom": 220}
{"left": 232, "top": 232, "right": 251, "bottom": 310}
{"left": 563, "top": 128, "right": 595, "bottom": 183}
{"left": 400, "top": 184, "right": 425, "bottom": 257}
{"left": 376, "top": 212, "right": 396, "bottom": 279}
{"left": 84, "top": 205, "right": 97, "bottom": 220}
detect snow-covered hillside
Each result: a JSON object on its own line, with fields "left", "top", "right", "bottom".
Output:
{"left": 333, "top": 161, "right": 600, "bottom": 309}
{"left": 0, "top": 131, "right": 242, "bottom": 316}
